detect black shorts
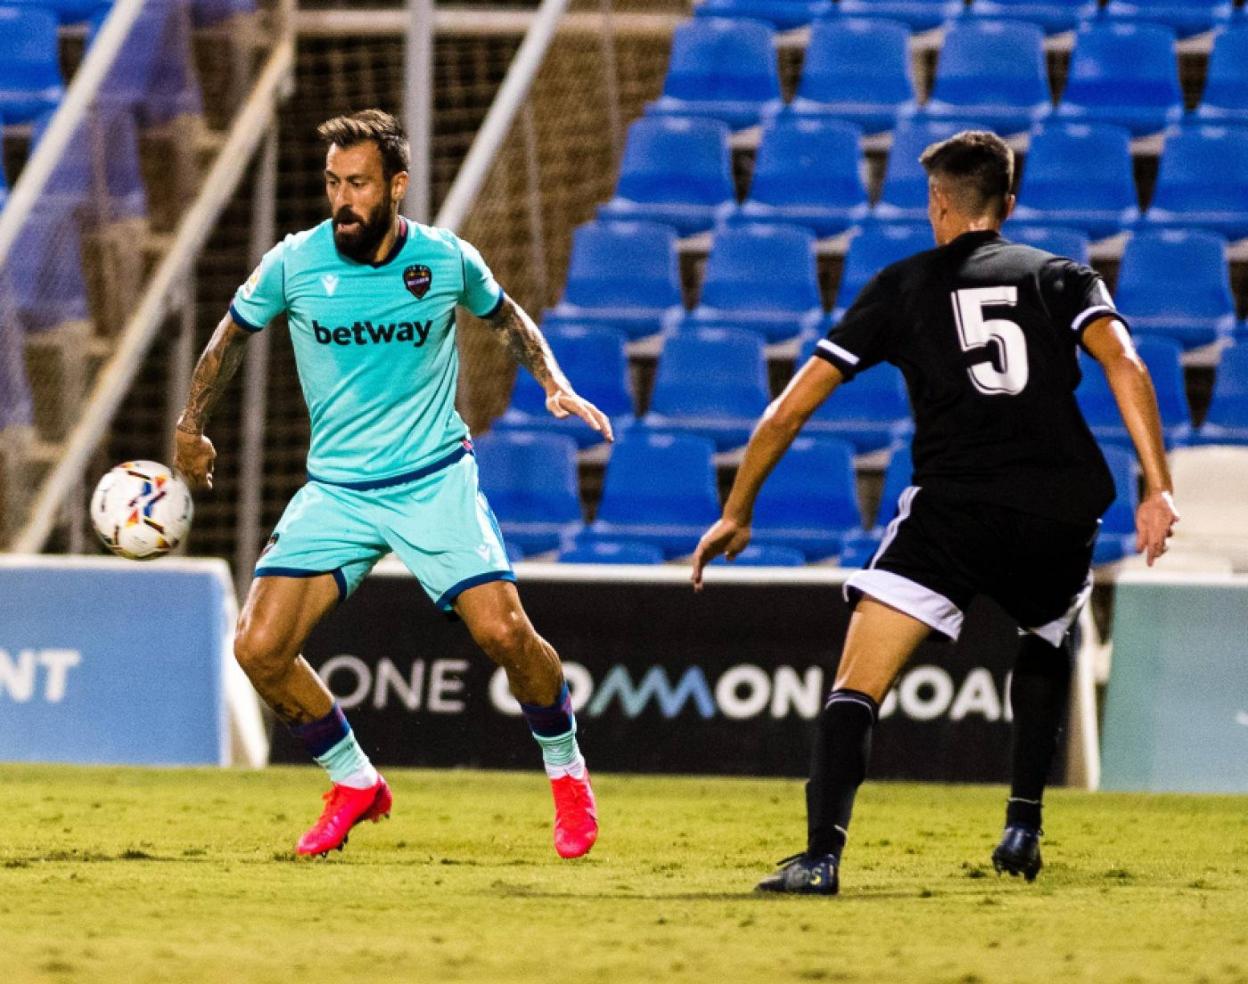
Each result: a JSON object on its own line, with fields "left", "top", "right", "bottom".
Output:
{"left": 845, "top": 487, "right": 1098, "bottom": 644}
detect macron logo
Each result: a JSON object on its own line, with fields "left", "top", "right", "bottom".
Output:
{"left": 321, "top": 274, "right": 339, "bottom": 296}
{"left": 313, "top": 319, "right": 434, "bottom": 348}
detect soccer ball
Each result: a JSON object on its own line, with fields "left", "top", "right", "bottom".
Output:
{"left": 91, "top": 460, "right": 194, "bottom": 560}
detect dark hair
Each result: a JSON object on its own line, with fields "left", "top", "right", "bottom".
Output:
{"left": 919, "top": 130, "right": 1014, "bottom": 219}
{"left": 317, "top": 109, "right": 410, "bottom": 180}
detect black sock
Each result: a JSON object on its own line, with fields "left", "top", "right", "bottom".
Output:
{"left": 806, "top": 688, "right": 879, "bottom": 860}
{"left": 1006, "top": 633, "right": 1074, "bottom": 831}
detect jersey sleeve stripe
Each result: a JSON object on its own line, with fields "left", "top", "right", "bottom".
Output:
{"left": 1071, "top": 304, "right": 1118, "bottom": 337}
{"left": 814, "top": 339, "right": 862, "bottom": 375}
{"left": 228, "top": 303, "right": 264, "bottom": 332}
{"left": 479, "top": 287, "right": 506, "bottom": 320}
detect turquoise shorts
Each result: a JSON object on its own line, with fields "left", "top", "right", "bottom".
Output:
{"left": 255, "top": 443, "right": 515, "bottom": 610}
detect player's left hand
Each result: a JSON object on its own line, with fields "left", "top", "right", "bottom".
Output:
{"left": 1136, "top": 489, "right": 1180, "bottom": 566}
{"left": 691, "top": 517, "right": 752, "bottom": 591}
{"left": 545, "top": 390, "right": 614, "bottom": 442}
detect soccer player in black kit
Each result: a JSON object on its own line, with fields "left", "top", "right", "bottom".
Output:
{"left": 692, "top": 131, "right": 1180, "bottom": 895}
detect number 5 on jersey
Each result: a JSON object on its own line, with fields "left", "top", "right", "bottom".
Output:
{"left": 952, "top": 286, "right": 1029, "bottom": 396}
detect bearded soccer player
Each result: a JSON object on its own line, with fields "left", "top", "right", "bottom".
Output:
{"left": 173, "top": 109, "right": 609, "bottom": 859}
{"left": 693, "top": 131, "right": 1180, "bottom": 894}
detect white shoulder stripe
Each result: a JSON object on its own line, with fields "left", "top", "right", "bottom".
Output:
{"left": 816, "top": 338, "right": 861, "bottom": 366}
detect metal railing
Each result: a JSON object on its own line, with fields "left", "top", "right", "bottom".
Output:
{"left": 13, "top": 1, "right": 297, "bottom": 555}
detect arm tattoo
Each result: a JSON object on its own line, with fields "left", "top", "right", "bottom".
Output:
{"left": 176, "top": 318, "right": 249, "bottom": 435}
{"left": 489, "top": 299, "right": 567, "bottom": 392}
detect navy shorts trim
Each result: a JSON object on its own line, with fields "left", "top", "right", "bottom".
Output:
{"left": 435, "top": 570, "right": 516, "bottom": 611}
{"left": 307, "top": 443, "right": 472, "bottom": 492}
{"left": 254, "top": 566, "right": 348, "bottom": 603}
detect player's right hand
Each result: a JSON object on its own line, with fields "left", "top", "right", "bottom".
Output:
{"left": 1135, "top": 489, "right": 1179, "bottom": 566}
{"left": 174, "top": 428, "right": 217, "bottom": 491}
{"left": 691, "top": 517, "right": 752, "bottom": 591}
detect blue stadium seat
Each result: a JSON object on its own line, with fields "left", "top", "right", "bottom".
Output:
{"left": 1104, "top": 0, "right": 1232, "bottom": 39}
{"left": 584, "top": 431, "right": 722, "bottom": 558}
{"left": 474, "top": 431, "right": 584, "bottom": 554}
{"left": 721, "top": 116, "right": 869, "bottom": 236}
{"left": 968, "top": 0, "right": 1088, "bottom": 34}
{"left": 838, "top": 0, "right": 963, "bottom": 31}
{"left": 1196, "top": 24, "right": 1248, "bottom": 128}
{"left": 1093, "top": 444, "right": 1138, "bottom": 565}
{"left": 542, "top": 221, "right": 682, "bottom": 342}
{"left": 694, "top": 0, "right": 832, "bottom": 30}
{"left": 780, "top": 17, "right": 916, "bottom": 136}
{"left": 1196, "top": 345, "right": 1248, "bottom": 445}
{"left": 1141, "top": 127, "right": 1248, "bottom": 241}
{"left": 1076, "top": 338, "right": 1192, "bottom": 448}
{"left": 1011, "top": 123, "right": 1140, "bottom": 239}
{"left": 643, "top": 328, "right": 770, "bottom": 450}
{"left": 677, "top": 223, "right": 825, "bottom": 343}
{"left": 711, "top": 543, "right": 808, "bottom": 566}
{"left": 1114, "top": 230, "right": 1238, "bottom": 349}
{"left": 0, "top": 6, "right": 64, "bottom": 123}
{"left": 833, "top": 224, "right": 935, "bottom": 321}
{"left": 557, "top": 540, "right": 665, "bottom": 565}
{"left": 598, "top": 117, "right": 735, "bottom": 236}
{"left": 646, "top": 18, "right": 780, "bottom": 130}
{"left": 799, "top": 336, "right": 913, "bottom": 452}
{"left": 751, "top": 436, "right": 862, "bottom": 560}
{"left": 873, "top": 118, "right": 987, "bottom": 224}
{"left": 34, "top": 107, "right": 147, "bottom": 222}
{"left": 837, "top": 441, "right": 913, "bottom": 567}
{"left": 5, "top": 0, "right": 112, "bottom": 23}
{"left": 917, "top": 20, "right": 1051, "bottom": 135}
{"left": 1000, "top": 223, "right": 1091, "bottom": 263}
{"left": 93, "top": 0, "right": 203, "bottom": 125}
{"left": 1055, "top": 22, "right": 1182, "bottom": 136}
{"left": 7, "top": 202, "right": 90, "bottom": 331}
{"left": 496, "top": 324, "right": 636, "bottom": 448}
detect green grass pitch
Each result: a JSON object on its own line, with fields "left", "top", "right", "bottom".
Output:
{"left": 2, "top": 765, "right": 1246, "bottom": 984}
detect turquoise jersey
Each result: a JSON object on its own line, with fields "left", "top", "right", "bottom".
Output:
{"left": 229, "top": 218, "right": 504, "bottom": 484}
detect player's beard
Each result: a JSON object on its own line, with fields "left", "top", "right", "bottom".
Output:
{"left": 332, "top": 196, "right": 395, "bottom": 263}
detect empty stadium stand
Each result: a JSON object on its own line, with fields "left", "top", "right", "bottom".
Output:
{"left": 1054, "top": 21, "right": 1184, "bottom": 135}
{"left": 674, "top": 223, "right": 825, "bottom": 344}
{"left": 1010, "top": 122, "right": 1140, "bottom": 239}
{"left": 542, "top": 220, "right": 683, "bottom": 342}
{"left": 641, "top": 327, "right": 771, "bottom": 450}
{"left": 778, "top": 17, "right": 916, "bottom": 135}
{"left": 645, "top": 16, "right": 780, "bottom": 131}
{"left": 474, "top": 430, "right": 585, "bottom": 555}
{"left": 721, "top": 116, "right": 869, "bottom": 236}
{"left": 480, "top": 0, "right": 1248, "bottom": 572}
{"left": 598, "top": 116, "right": 734, "bottom": 235}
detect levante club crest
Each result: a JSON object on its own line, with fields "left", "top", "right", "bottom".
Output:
{"left": 404, "top": 264, "right": 432, "bottom": 299}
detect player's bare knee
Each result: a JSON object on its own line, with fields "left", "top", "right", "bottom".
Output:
{"left": 474, "top": 614, "right": 536, "bottom": 667}
{"left": 233, "top": 623, "right": 290, "bottom": 684}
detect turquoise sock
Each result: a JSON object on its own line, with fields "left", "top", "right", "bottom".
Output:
{"left": 314, "top": 731, "right": 377, "bottom": 787}
{"left": 533, "top": 729, "right": 580, "bottom": 769}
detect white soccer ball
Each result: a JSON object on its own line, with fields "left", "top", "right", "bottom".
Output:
{"left": 90, "top": 460, "right": 194, "bottom": 560}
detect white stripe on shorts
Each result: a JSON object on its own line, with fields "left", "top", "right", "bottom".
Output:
{"left": 1026, "top": 571, "right": 1093, "bottom": 647}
